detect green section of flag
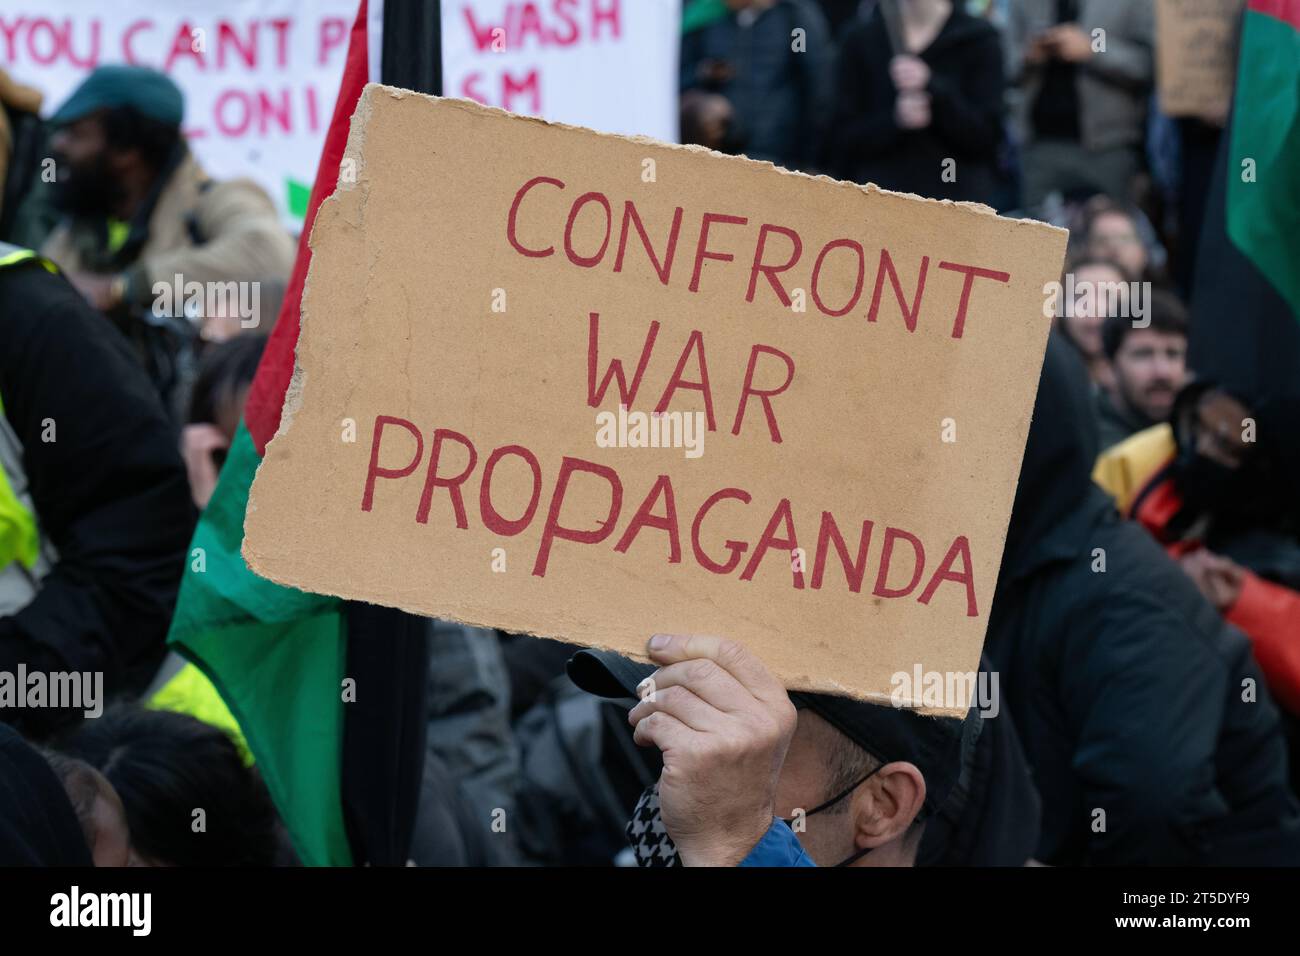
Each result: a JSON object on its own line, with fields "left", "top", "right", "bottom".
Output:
{"left": 682, "top": 0, "right": 729, "bottom": 33}
{"left": 1227, "top": 9, "right": 1300, "bottom": 319}
{"left": 287, "top": 178, "right": 312, "bottom": 220}
{"left": 166, "top": 424, "right": 351, "bottom": 866}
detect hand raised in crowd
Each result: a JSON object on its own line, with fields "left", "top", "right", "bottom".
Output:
{"left": 889, "top": 54, "right": 931, "bottom": 93}
{"left": 628, "top": 634, "right": 797, "bottom": 867}
{"left": 1043, "top": 23, "right": 1094, "bottom": 63}
{"left": 1024, "top": 31, "right": 1052, "bottom": 66}
{"left": 895, "top": 90, "right": 932, "bottom": 130}
{"left": 1179, "top": 549, "right": 1246, "bottom": 613}
{"left": 180, "top": 423, "right": 231, "bottom": 510}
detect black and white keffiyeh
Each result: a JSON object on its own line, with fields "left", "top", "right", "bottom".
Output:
{"left": 626, "top": 783, "right": 681, "bottom": 867}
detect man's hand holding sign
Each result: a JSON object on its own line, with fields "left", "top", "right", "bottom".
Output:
{"left": 243, "top": 87, "right": 1067, "bottom": 712}
{"left": 629, "top": 633, "right": 798, "bottom": 867}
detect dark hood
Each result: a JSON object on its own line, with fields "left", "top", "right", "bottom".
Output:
{"left": 998, "top": 332, "right": 1106, "bottom": 586}
{"left": 0, "top": 724, "right": 92, "bottom": 865}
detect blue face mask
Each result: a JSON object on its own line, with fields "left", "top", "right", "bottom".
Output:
{"left": 780, "top": 763, "right": 884, "bottom": 867}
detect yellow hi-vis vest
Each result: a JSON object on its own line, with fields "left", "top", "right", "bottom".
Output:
{"left": 0, "top": 244, "right": 249, "bottom": 762}
{"left": 0, "top": 244, "right": 56, "bottom": 597}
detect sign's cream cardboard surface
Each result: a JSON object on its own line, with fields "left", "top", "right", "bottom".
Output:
{"left": 244, "top": 85, "right": 1068, "bottom": 714}
{"left": 1155, "top": 0, "right": 1243, "bottom": 122}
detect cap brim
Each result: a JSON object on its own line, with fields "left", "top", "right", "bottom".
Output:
{"left": 566, "top": 649, "right": 656, "bottom": 700}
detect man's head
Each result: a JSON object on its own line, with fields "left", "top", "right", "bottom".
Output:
{"left": 42, "top": 751, "right": 132, "bottom": 867}
{"left": 1102, "top": 290, "right": 1189, "bottom": 425}
{"left": 567, "top": 647, "right": 963, "bottom": 867}
{"left": 1082, "top": 201, "right": 1148, "bottom": 281}
{"left": 773, "top": 707, "right": 927, "bottom": 866}
{"left": 48, "top": 66, "right": 183, "bottom": 217}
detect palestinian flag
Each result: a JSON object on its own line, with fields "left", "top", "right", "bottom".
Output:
{"left": 1190, "top": 0, "right": 1300, "bottom": 396}
{"left": 1226, "top": 0, "right": 1300, "bottom": 320}
{"left": 166, "top": 0, "right": 430, "bottom": 866}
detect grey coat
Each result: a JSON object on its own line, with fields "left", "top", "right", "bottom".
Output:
{"left": 1004, "top": 0, "right": 1155, "bottom": 151}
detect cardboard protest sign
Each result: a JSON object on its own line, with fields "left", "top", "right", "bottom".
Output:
{"left": 1155, "top": 0, "right": 1243, "bottom": 122}
{"left": 243, "top": 86, "right": 1067, "bottom": 712}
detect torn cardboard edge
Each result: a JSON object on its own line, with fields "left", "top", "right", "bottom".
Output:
{"left": 244, "top": 85, "right": 1064, "bottom": 718}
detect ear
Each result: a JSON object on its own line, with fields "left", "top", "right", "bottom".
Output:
{"left": 849, "top": 761, "right": 926, "bottom": 848}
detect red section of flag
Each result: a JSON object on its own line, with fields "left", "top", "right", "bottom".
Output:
{"left": 244, "top": 0, "right": 371, "bottom": 455}
{"left": 1249, "top": 0, "right": 1300, "bottom": 30}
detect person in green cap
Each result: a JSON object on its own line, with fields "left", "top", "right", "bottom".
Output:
{"left": 39, "top": 65, "right": 294, "bottom": 333}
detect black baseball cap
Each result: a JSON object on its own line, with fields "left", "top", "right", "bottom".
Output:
{"left": 566, "top": 648, "right": 969, "bottom": 821}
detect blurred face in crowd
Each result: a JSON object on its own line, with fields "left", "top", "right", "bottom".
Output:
{"left": 1065, "top": 261, "right": 1126, "bottom": 360}
{"left": 1112, "top": 327, "right": 1187, "bottom": 423}
{"left": 49, "top": 112, "right": 122, "bottom": 217}
{"left": 772, "top": 709, "right": 925, "bottom": 867}
{"left": 1086, "top": 211, "right": 1147, "bottom": 280}
{"left": 1193, "top": 390, "right": 1252, "bottom": 470}
{"left": 84, "top": 768, "right": 132, "bottom": 867}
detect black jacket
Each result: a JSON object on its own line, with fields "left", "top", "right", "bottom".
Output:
{"left": 0, "top": 260, "right": 195, "bottom": 737}
{"left": 680, "top": 0, "right": 834, "bottom": 171}
{"left": 0, "top": 723, "right": 92, "bottom": 864}
{"left": 827, "top": 7, "right": 1004, "bottom": 203}
{"left": 985, "top": 333, "right": 1300, "bottom": 865}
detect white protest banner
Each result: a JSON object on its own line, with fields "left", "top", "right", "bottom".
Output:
{"left": 0, "top": 0, "right": 368, "bottom": 228}
{"left": 440, "top": 0, "right": 681, "bottom": 140}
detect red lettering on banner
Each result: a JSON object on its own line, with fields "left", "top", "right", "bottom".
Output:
{"left": 654, "top": 330, "right": 717, "bottom": 431}
{"left": 918, "top": 535, "right": 978, "bottom": 616}
{"left": 354, "top": 417, "right": 983, "bottom": 610}
{"left": 731, "top": 345, "right": 794, "bottom": 444}
{"left": 613, "top": 202, "right": 682, "bottom": 285}
{"left": 164, "top": 22, "right": 205, "bottom": 71}
{"left": 533, "top": 457, "right": 624, "bottom": 576}
{"left": 868, "top": 249, "right": 929, "bottom": 332}
{"left": 937, "top": 261, "right": 1011, "bottom": 339}
{"left": 502, "top": 69, "right": 541, "bottom": 113}
{"left": 692, "top": 488, "right": 752, "bottom": 575}
{"left": 217, "top": 21, "right": 257, "bottom": 69}
{"left": 507, "top": 175, "right": 565, "bottom": 258}
{"left": 746, "top": 224, "right": 802, "bottom": 308}
{"left": 416, "top": 429, "right": 479, "bottom": 529}
{"left": 319, "top": 18, "right": 348, "bottom": 65}
{"left": 361, "top": 416, "right": 424, "bottom": 512}
{"left": 587, "top": 313, "right": 658, "bottom": 409}
{"left": 740, "top": 497, "right": 804, "bottom": 588}
{"left": 614, "top": 474, "right": 682, "bottom": 562}
{"left": 122, "top": 20, "right": 153, "bottom": 64}
{"left": 268, "top": 18, "right": 290, "bottom": 68}
{"left": 463, "top": 0, "right": 623, "bottom": 51}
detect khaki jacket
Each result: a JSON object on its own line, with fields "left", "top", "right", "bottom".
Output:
{"left": 42, "top": 149, "right": 295, "bottom": 311}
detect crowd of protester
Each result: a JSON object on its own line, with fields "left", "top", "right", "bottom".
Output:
{"left": 1, "top": 0, "right": 1298, "bottom": 867}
